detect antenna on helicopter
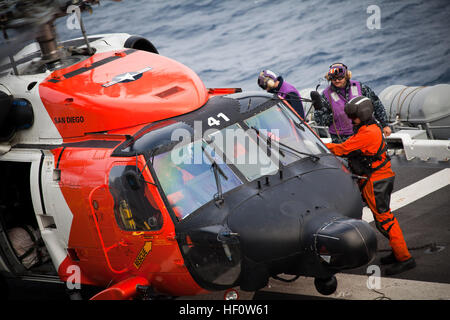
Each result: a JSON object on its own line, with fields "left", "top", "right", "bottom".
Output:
{"left": 78, "top": 7, "right": 93, "bottom": 55}
{"left": 67, "top": 1, "right": 97, "bottom": 56}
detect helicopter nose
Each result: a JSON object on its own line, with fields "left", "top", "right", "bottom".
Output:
{"left": 227, "top": 207, "right": 377, "bottom": 291}
{"left": 228, "top": 209, "right": 376, "bottom": 269}
{"left": 225, "top": 168, "right": 377, "bottom": 291}
{"left": 312, "top": 218, "right": 377, "bottom": 270}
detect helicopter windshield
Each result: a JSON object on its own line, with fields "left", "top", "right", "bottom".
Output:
{"left": 139, "top": 99, "right": 329, "bottom": 221}
{"left": 152, "top": 140, "right": 242, "bottom": 220}
{"left": 207, "top": 123, "right": 280, "bottom": 181}
{"left": 243, "top": 103, "right": 329, "bottom": 165}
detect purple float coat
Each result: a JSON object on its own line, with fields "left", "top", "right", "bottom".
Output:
{"left": 323, "top": 80, "right": 362, "bottom": 136}
{"left": 278, "top": 81, "right": 301, "bottom": 100}
{"left": 274, "top": 78, "right": 305, "bottom": 119}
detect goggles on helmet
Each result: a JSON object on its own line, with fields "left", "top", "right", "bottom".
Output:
{"left": 328, "top": 65, "right": 347, "bottom": 80}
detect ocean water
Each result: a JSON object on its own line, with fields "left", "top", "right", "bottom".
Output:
{"left": 55, "top": 0, "right": 450, "bottom": 94}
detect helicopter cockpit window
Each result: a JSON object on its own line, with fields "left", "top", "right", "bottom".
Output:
{"left": 152, "top": 140, "right": 242, "bottom": 220}
{"left": 119, "top": 122, "right": 193, "bottom": 154}
{"left": 207, "top": 123, "right": 279, "bottom": 181}
{"left": 244, "top": 103, "right": 329, "bottom": 166}
{"left": 109, "top": 165, "right": 163, "bottom": 231}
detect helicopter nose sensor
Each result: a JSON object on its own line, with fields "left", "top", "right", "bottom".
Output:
{"left": 228, "top": 208, "right": 377, "bottom": 292}
{"left": 313, "top": 217, "right": 377, "bottom": 270}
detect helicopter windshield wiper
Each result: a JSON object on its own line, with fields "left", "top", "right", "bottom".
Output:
{"left": 251, "top": 126, "right": 285, "bottom": 158}
{"left": 134, "top": 149, "right": 159, "bottom": 187}
{"left": 201, "top": 145, "right": 228, "bottom": 205}
{"left": 277, "top": 140, "right": 320, "bottom": 162}
{"left": 251, "top": 127, "right": 320, "bottom": 162}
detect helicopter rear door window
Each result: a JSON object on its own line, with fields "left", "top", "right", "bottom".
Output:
{"left": 109, "top": 165, "right": 163, "bottom": 231}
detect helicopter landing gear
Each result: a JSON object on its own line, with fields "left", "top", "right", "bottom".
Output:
{"left": 136, "top": 285, "right": 174, "bottom": 300}
{"left": 314, "top": 276, "right": 337, "bottom": 296}
{"left": 65, "top": 287, "right": 83, "bottom": 300}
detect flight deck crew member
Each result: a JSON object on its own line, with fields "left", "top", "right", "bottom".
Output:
{"left": 310, "top": 63, "right": 391, "bottom": 143}
{"left": 257, "top": 70, "right": 305, "bottom": 119}
{"left": 326, "top": 96, "right": 416, "bottom": 276}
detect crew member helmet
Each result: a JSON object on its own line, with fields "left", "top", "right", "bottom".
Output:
{"left": 344, "top": 96, "right": 374, "bottom": 122}
{"left": 257, "top": 69, "right": 278, "bottom": 90}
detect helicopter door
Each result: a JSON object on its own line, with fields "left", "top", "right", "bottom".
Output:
{"left": 88, "top": 162, "right": 164, "bottom": 274}
{"left": 89, "top": 184, "right": 130, "bottom": 273}
{"left": 107, "top": 164, "right": 163, "bottom": 233}
{"left": 0, "top": 156, "right": 56, "bottom": 277}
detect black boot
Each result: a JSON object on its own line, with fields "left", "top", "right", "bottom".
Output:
{"left": 380, "top": 251, "right": 397, "bottom": 265}
{"left": 385, "top": 257, "right": 416, "bottom": 276}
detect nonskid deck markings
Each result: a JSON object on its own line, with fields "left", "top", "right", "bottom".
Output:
{"left": 362, "top": 168, "right": 450, "bottom": 223}
{"left": 259, "top": 273, "right": 450, "bottom": 300}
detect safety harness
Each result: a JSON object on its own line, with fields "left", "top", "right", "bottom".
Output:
{"left": 346, "top": 124, "right": 390, "bottom": 189}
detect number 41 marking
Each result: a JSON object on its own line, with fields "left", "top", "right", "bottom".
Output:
{"left": 208, "top": 112, "right": 230, "bottom": 126}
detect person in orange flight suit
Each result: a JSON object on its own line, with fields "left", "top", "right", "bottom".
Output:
{"left": 326, "top": 96, "right": 416, "bottom": 276}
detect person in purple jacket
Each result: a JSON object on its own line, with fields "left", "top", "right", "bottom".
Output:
{"left": 257, "top": 69, "right": 305, "bottom": 119}
{"left": 310, "top": 63, "right": 391, "bottom": 143}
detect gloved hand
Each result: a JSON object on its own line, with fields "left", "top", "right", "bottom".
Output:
{"left": 310, "top": 91, "right": 323, "bottom": 110}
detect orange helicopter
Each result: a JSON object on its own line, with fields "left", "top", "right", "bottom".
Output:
{"left": 0, "top": 1, "right": 377, "bottom": 300}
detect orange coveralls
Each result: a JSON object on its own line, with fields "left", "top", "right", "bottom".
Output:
{"left": 326, "top": 124, "right": 412, "bottom": 262}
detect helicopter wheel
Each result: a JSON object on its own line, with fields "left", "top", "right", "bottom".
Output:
{"left": 314, "top": 276, "right": 337, "bottom": 296}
